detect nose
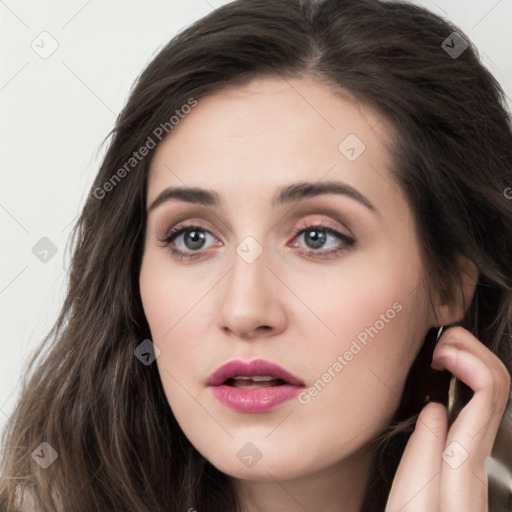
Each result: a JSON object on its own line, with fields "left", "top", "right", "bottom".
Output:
{"left": 217, "top": 244, "right": 287, "bottom": 340}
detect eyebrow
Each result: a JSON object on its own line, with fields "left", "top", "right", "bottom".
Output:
{"left": 148, "top": 180, "right": 377, "bottom": 213}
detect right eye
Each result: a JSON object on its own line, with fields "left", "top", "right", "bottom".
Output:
{"left": 160, "top": 223, "right": 221, "bottom": 260}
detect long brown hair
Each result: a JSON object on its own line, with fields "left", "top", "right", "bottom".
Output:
{"left": 1, "top": 0, "right": 511, "bottom": 510}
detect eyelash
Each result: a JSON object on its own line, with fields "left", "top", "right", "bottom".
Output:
{"left": 160, "top": 221, "right": 355, "bottom": 261}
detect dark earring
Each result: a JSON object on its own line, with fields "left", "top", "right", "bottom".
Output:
{"left": 435, "top": 325, "right": 458, "bottom": 422}
{"left": 410, "top": 327, "right": 452, "bottom": 412}
{"left": 436, "top": 325, "right": 474, "bottom": 428}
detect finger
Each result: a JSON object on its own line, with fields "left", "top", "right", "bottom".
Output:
{"left": 433, "top": 333, "right": 511, "bottom": 451}
{"left": 432, "top": 338, "right": 511, "bottom": 512}
{"left": 385, "top": 402, "right": 447, "bottom": 512}
{"left": 435, "top": 327, "right": 510, "bottom": 406}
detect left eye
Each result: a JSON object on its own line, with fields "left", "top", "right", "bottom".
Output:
{"left": 292, "top": 226, "right": 351, "bottom": 251}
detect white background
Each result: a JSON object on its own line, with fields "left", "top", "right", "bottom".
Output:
{"left": 1, "top": 0, "right": 511, "bottom": 437}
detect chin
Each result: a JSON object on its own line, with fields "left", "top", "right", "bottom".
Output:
{"left": 201, "top": 440, "right": 320, "bottom": 482}
{"left": 212, "top": 458, "right": 310, "bottom": 481}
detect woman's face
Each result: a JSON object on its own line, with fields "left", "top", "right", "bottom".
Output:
{"left": 139, "top": 76, "right": 436, "bottom": 482}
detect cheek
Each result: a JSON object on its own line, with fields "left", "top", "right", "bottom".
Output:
{"left": 285, "top": 248, "right": 429, "bottom": 434}
{"left": 139, "top": 250, "right": 218, "bottom": 385}
{"left": 289, "top": 286, "right": 428, "bottom": 468}
{"left": 139, "top": 247, "right": 207, "bottom": 342}
{"left": 288, "top": 239, "right": 428, "bottom": 351}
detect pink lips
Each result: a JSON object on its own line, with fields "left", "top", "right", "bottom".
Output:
{"left": 207, "top": 359, "right": 305, "bottom": 414}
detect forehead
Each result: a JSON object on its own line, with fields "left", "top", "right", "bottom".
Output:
{"left": 147, "top": 76, "right": 400, "bottom": 208}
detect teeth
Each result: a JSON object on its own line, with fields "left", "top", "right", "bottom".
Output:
{"left": 226, "top": 376, "right": 286, "bottom": 388}
{"left": 232, "top": 376, "right": 275, "bottom": 381}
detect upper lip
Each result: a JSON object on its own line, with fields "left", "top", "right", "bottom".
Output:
{"left": 207, "top": 358, "right": 305, "bottom": 387}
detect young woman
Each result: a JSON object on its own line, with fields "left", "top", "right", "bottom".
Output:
{"left": 1, "top": 0, "right": 511, "bottom": 511}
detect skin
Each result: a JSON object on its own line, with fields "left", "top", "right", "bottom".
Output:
{"left": 139, "top": 76, "right": 511, "bottom": 512}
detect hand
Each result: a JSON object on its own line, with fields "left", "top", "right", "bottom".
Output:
{"left": 385, "top": 326, "right": 511, "bottom": 512}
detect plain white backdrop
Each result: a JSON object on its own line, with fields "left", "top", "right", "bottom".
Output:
{"left": 1, "top": 0, "right": 511, "bottom": 438}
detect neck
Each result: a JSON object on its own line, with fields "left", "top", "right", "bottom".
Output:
{"left": 233, "top": 445, "right": 374, "bottom": 512}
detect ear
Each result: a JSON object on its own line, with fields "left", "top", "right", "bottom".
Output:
{"left": 435, "top": 255, "right": 478, "bottom": 326}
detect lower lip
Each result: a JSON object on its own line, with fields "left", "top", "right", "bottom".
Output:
{"left": 209, "top": 384, "right": 304, "bottom": 413}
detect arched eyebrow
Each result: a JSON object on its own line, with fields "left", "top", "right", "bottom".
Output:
{"left": 271, "top": 181, "right": 376, "bottom": 212}
{"left": 148, "top": 180, "right": 377, "bottom": 213}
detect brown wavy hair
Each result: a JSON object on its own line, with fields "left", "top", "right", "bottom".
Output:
{"left": 1, "top": 0, "right": 511, "bottom": 510}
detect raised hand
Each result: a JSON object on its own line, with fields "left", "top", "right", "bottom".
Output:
{"left": 385, "top": 327, "right": 511, "bottom": 512}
